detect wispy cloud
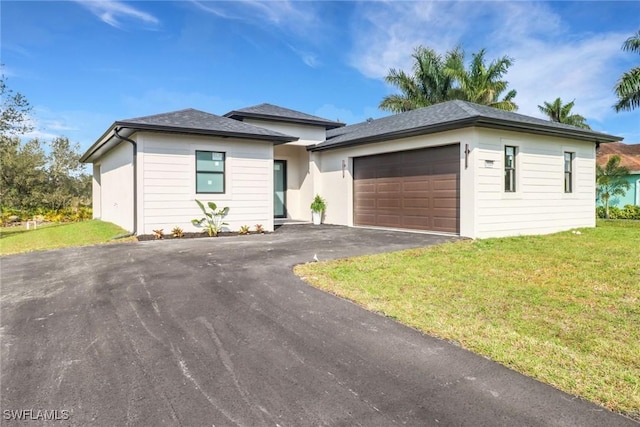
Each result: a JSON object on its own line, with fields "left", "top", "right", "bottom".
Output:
{"left": 348, "top": 1, "right": 633, "bottom": 129}
{"left": 287, "top": 44, "right": 320, "bottom": 68}
{"left": 190, "top": 0, "right": 321, "bottom": 39}
{"left": 73, "top": 0, "right": 159, "bottom": 29}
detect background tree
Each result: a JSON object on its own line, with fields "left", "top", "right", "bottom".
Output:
{"left": 0, "top": 72, "right": 33, "bottom": 136}
{"left": 596, "top": 155, "right": 631, "bottom": 219}
{"left": 538, "top": 98, "right": 591, "bottom": 129}
{"left": 44, "top": 137, "right": 91, "bottom": 210}
{"left": 380, "top": 46, "right": 518, "bottom": 113}
{"left": 614, "top": 30, "right": 640, "bottom": 112}
{"left": 0, "top": 136, "right": 48, "bottom": 211}
{"left": 446, "top": 48, "right": 518, "bottom": 111}
{"left": 0, "top": 74, "right": 91, "bottom": 221}
{"left": 380, "top": 46, "right": 463, "bottom": 113}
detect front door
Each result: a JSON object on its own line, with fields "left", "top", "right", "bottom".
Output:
{"left": 274, "top": 160, "right": 287, "bottom": 218}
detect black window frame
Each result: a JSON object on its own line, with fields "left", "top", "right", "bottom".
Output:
{"left": 564, "top": 152, "right": 574, "bottom": 193}
{"left": 195, "top": 150, "right": 226, "bottom": 194}
{"left": 504, "top": 145, "right": 517, "bottom": 192}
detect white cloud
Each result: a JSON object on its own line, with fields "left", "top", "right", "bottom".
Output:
{"left": 190, "top": 0, "right": 322, "bottom": 40}
{"left": 287, "top": 44, "right": 320, "bottom": 68}
{"left": 347, "top": 1, "right": 633, "bottom": 128}
{"left": 73, "top": 0, "right": 159, "bottom": 29}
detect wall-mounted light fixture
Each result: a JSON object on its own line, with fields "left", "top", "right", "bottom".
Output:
{"left": 342, "top": 159, "right": 346, "bottom": 178}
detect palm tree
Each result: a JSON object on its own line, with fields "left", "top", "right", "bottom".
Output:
{"left": 446, "top": 48, "right": 518, "bottom": 112}
{"left": 596, "top": 155, "right": 631, "bottom": 219}
{"left": 379, "top": 46, "right": 463, "bottom": 113}
{"left": 537, "top": 98, "right": 591, "bottom": 129}
{"left": 614, "top": 30, "right": 640, "bottom": 112}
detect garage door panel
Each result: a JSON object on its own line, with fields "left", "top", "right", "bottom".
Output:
{"left": 377, "top": 198, "right": 402, "bottom": 209}
{"left": 354, "top": 144, "right": 459, "bottom": 233}
{"left": 376, "top": 182, "right": 403, "bottom": 193}
{"left": 403, "top": 198, "right": 430, "bottom": 208}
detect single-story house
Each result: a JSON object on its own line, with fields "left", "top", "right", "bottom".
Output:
{"left": 596, "top": 141, "right": 640, "bottom": 207}
{"left": 80, "top": 100, "right": 620, "bottom": 239}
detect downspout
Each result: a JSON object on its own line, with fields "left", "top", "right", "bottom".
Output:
{"left": 111, "top": 127, "right": 138, "bottom": 239}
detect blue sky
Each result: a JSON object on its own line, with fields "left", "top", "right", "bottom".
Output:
{"left": 3, "top": 0, "right": 639, "bottom": 153}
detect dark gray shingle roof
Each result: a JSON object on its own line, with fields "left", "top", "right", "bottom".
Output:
{"left": 315, "top": 100, "right": 620, "bottom": 151}
{"left": 117, "top": 108, "right": 297, "bottom": 142}
{"left": 225, "top": 103, "right": 345, "bottom": 130}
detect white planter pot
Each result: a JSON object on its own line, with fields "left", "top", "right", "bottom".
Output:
{"left": 312, "top": 211, "right": 322, "bottom": 225}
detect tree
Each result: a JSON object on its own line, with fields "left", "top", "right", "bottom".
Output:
{"left": 44, "top": 137, "right": 90, "bottom": 210}
{"left": 0, "top": 136, "right": 47, "bottom": 211}
{"left": 0, "top": 71, "right": 33, "bottom": 136}
{"left": 380, "top": 46, "right": 518, "bottom": 113}
{"left": 379, "top": 46, "right": 463, "bottom": 113}
{"left": 538, "top": 98, "right": 591, "bottom": 129}
{"left": 596, "top": 155, "right": 631, "bottom": 219}
{"left": 614, "top": 30, "right": 640, "bottom": 112}
{"left": 446, "top": 48, "right": 518, "bottom": 111}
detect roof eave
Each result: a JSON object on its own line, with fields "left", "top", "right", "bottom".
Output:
{"left": 225, "top": 111, "right": 345, "bottom": 130}
{"left": 114, "top": 121, "right": 298, "bottom": 143}
{"left": 474, "top": 118, "right": 621, "bottom": 143}
{"left": 309, "top": 119, "right": 476, "bottom": 151}
{"left": 309, "top": 117, "right": 621, "bottom": 152}
{"left": 80, "top": 122, "right": 298, "bottom": 163}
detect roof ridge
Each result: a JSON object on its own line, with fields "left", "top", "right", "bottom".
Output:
{"left": 452, "top": 100, "right": 481, "bottom": 117}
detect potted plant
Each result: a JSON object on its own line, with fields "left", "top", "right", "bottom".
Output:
{"left": 310, "top": 195, "right": 326, "bottom": 225}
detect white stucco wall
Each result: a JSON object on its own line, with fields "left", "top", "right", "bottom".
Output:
{"left": 136, "top": 132, "right": 274, "bottom": 235}
{"left": 472, "top": 129, "right": 596, "bottom": 238}
{"left": 314, "top": 127, "right": 597, "bottom": 239}
{"left": 92, "top": 164, "right": 102, "bottom": 220}
{"left": 273, "top": 144, "right": 313, "bottom": 221}
{"left": 246, "top": 119, "right": 327, "bottom": 220}
{"left": 96, "top": 141, "right": 134, "bottom": 232}
{"left": 242, "top": 119, "right": 327, "bottom": 146}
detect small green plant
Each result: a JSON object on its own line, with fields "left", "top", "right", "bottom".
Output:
{"left": 191, "top": 199, "right": 230, "bottom": 237}
{"left": 171, "top": 226, "right": 184, "bottom": 238}
{"left": 238, "top": 225, "right": 250, "bottom": 235}
{"left": 152, "top": 229, "right": 164, "bottom": 239}
{"left": 255, "top": 224, "right": 265, "bottom": 234}
{"left": 310, "top": 195, "right": 327, "bottom": 213}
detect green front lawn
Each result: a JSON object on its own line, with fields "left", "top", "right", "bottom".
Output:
{"left": 0, "top": 220, "right": 135, "bottom": 255}
{"left": 295, "top": 221, "right": 640, "bottom": 419}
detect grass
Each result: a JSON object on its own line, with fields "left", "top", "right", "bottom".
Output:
{"left": 0, "top": 220, "right": 136, "bottom": 255}
{"left": 295, "top": 220, "right": 640, "bottom": 419}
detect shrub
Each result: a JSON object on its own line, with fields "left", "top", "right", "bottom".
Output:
{"left": 171, "top": 226, "right": 184, "bottom": 238}
{"left": 597, "top": 204, "right": 640, "bottom": 220}
{"left": 238, "top": 225, "right": 250, "bottom": 235}
{"left": 191, "top": 200, "right": 230, "bottom": 237}
{"left": 255, "top": 224, "right": 265, "bottom": 234}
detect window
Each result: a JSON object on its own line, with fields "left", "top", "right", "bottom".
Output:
{"left": 564, "top": 152, "right": 574, "bottom": 193}
{"left": 504, "top": 146, "right": 516, "bottom": 192}
{"left": 196, "top": 151, "right": 225, "bottom": 193}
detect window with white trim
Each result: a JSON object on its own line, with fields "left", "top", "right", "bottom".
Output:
{"left": 504, "top": 146, "right": 517, "bottom": 192}
{"left": 196, "top": 151, "right": 225, "bottom": 193}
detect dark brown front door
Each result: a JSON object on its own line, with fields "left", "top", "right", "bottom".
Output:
{"left": 353, "top": 144, "right": 460, "bottom": 233}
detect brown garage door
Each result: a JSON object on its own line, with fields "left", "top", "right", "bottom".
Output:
{"left": 353, "top": 144, "right": 460, "bottom": 233}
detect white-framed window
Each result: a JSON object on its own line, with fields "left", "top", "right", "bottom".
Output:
{"left": 564, "top": 152, "right": 574, "bottom": 193}
{"left": 196, "top": 150, "right": 225, "bottom": 194}
{"left": 504, "top": 145, "right": 517, "bottom": 192}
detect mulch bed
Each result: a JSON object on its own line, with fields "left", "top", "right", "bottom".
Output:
{"left": 136, "top": 231, "right": 267, "bottom": 241}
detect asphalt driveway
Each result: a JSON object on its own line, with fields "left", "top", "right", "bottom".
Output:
{"left": 1, "top": 225, "right": 636, "bottom": 426}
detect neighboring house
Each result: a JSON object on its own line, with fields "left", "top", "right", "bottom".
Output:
{"left": 81, "top": 100, "right": 620, "bottom": 239}
{"left": 596, "top": 142, "right": 640, "bottom": 207}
